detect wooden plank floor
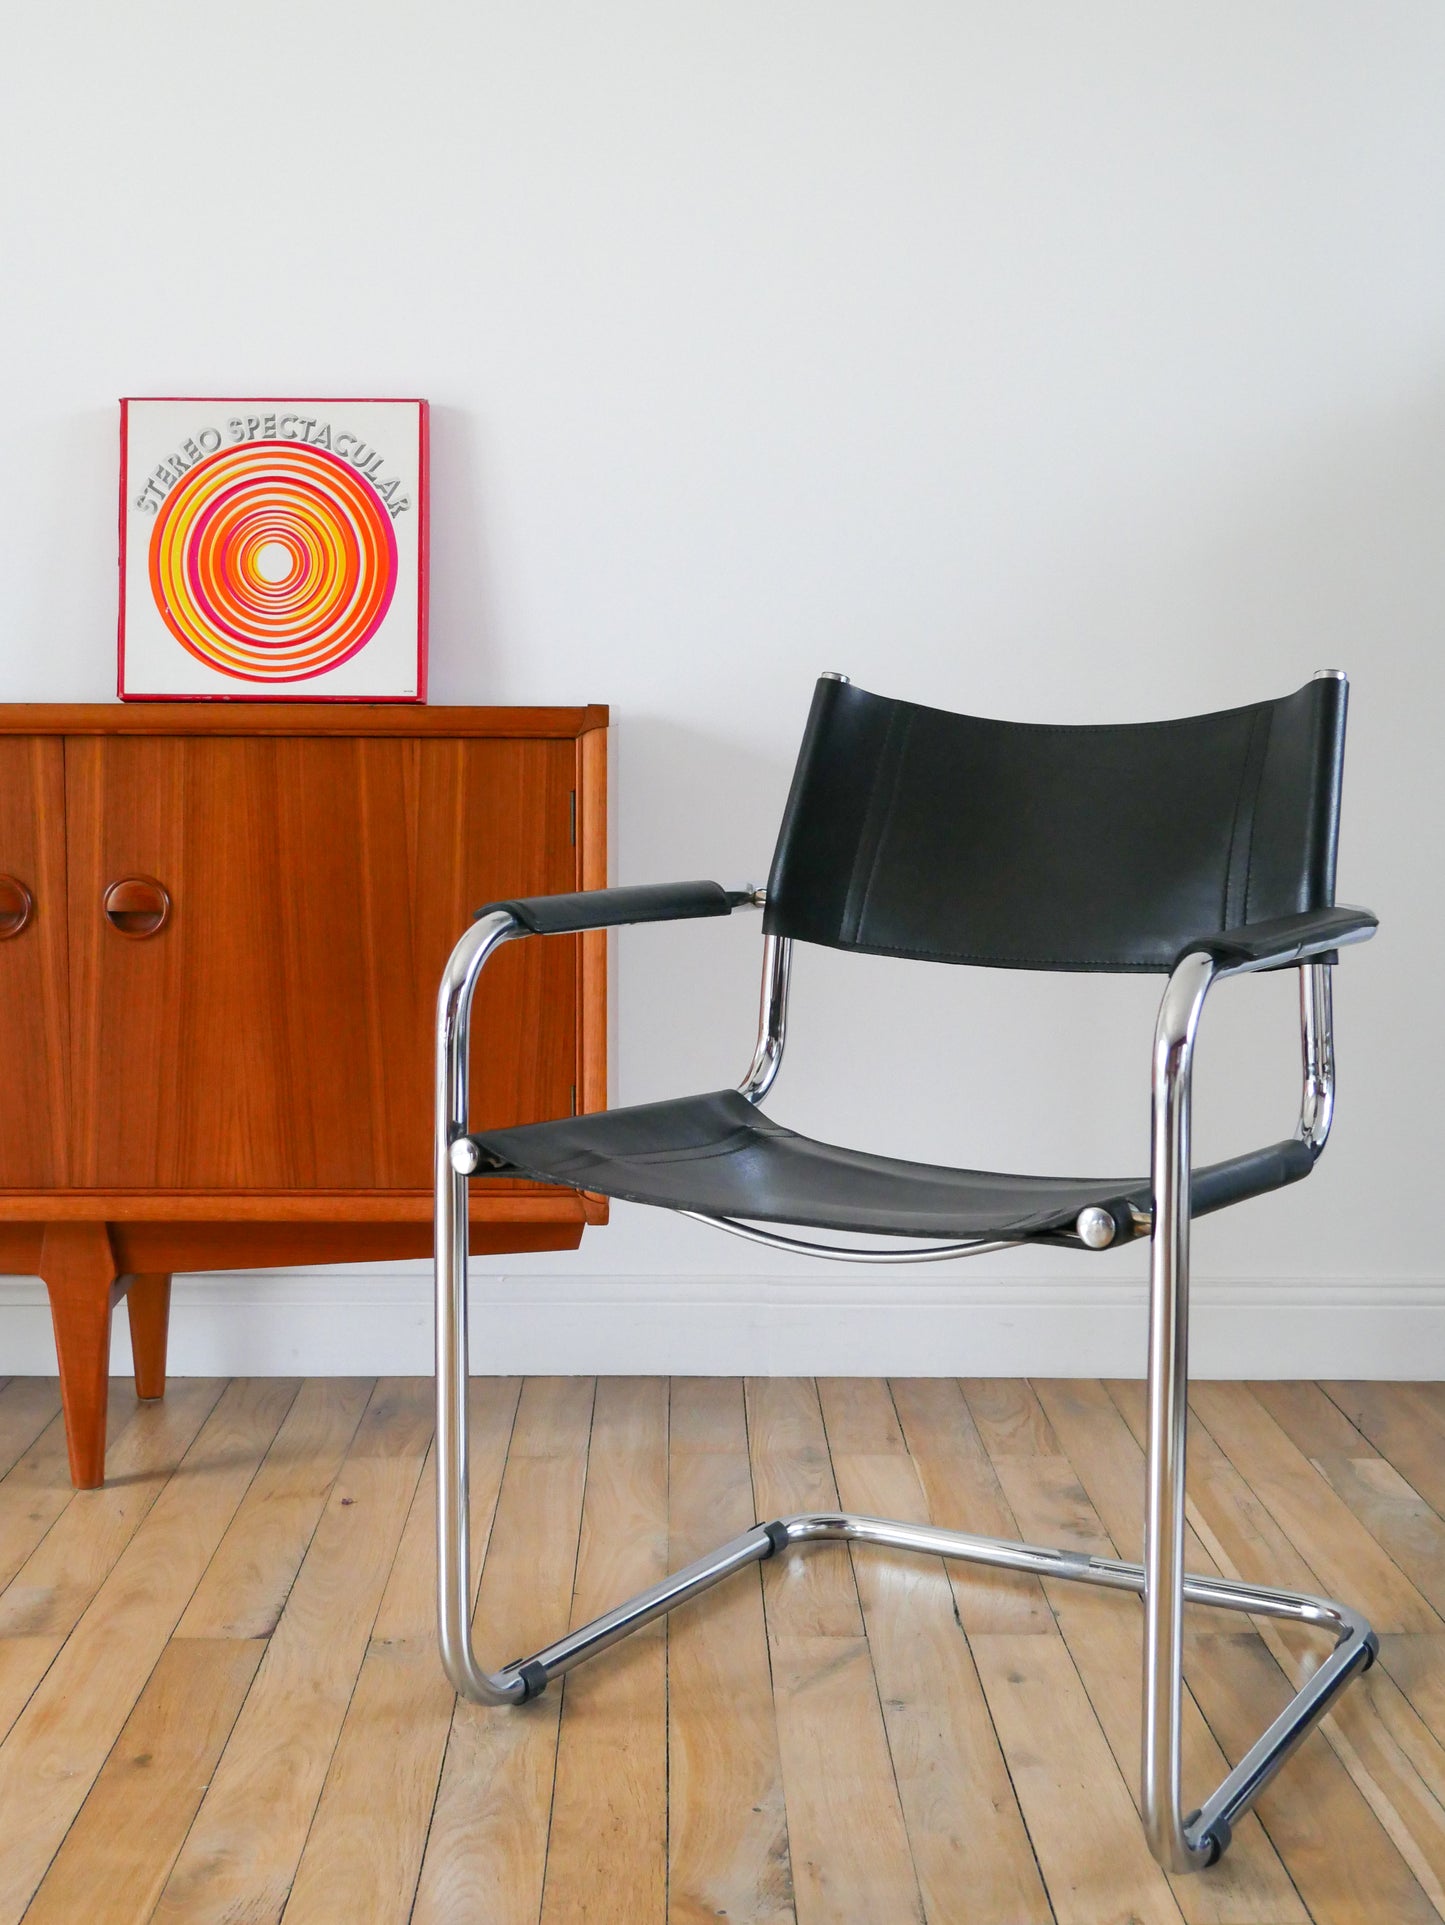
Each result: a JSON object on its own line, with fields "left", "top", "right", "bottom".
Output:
{"left": 0, "top": 1377, "right": 1442, "bottom": 1924}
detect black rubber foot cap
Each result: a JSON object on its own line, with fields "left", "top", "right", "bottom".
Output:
{"left": 1205, "top": 1816, "right": 1231, "bottom": 1865}
{"left": 516, "top": 1659, "right": 550, "bottom": 1701}
{"left": 1363, "top": 1627, "right": 1381, "bottom": 1670}
{"left": 761, "top": 1519, "right": 790, "bottom": 1557}
{"left": 1184, "top": 1809, "right": 1231, "bottom": 1866}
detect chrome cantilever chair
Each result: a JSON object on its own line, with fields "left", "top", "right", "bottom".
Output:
{"left": 435, "top": 670, "right": 1378, "bottom": 1875}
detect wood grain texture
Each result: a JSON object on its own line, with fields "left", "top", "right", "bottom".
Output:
{"left": 37, "top": 1221, "right": 121, "bottom": 1486}
{"left": 1379, "top": 1634, "right": 1445, "bottom": 1757}
{"left": 667, "top": 1378, "right": 795, "bottom": 1925}
{"left": 747, "top": 1378, "right": 924, "bottom": 1924}
{"left": 819, "top": 1378, "right": 1052, "bottom": 1925}
{"left": 768, "top": 1632, "right": 928, "bottom": 1925}
{"left": 0, "top": 1386, "right": 145, "bottom": 1744}
{"left": 64, "top": 734, "right": 578, "bottom": 1191}
{"left": 176, "top": 1376, "right": 373, "bottom": 1639}
{"left": 1257, "top": 1381, "right": 1445, "bottom": 1620}
{"left": 19, "top": 1637, "right": 264, "bottom": 1925}
{"left": 541, "top": 1377, "right": 670, "bottom": 1924}
{"left": 0, "top": 1377, "right": 292, "bottom": 1925}
{"left": 1033, "top": 1377, "right": 1218, "bottom": 1574}
{"left": 4, "top": 1375, "right": 1441, "bottom": 1925}
{"left": 57, "top": 1213, "right": 582, "bottom": 1280}
{"left": 1246, "top": 1383, "right": 1445, "bottom": 1908}
{"left": 946, "top": 1380, "right": 1203, "bottom": 1925}
{"left": 983, "top": 1381, "right": 1305, "bottom": 1925}
{"left": 0, "top": 737, "right": 69, "bottom": 1187}
{"left": 0, "top": 702, "right": 609, "bottom": 736}
{"left": 123, "top": 1272, "right": 170, "bottom": 1399}
{"left": 746, "top": 1376, "right": 862, "bottom": 1640}
{"left": 0, "top": 1377, "right": 60, "bottom": 1480}
{"left": 283, "top": 1381, "right": 520, "bottom": 1925}
{"left": 890, "top": 1375, "right": 1052, "bottom": 1635}
{"left": 152, "top": 1378, "right": 433, "bottom": 1925}
{"left": 1189, "top": 1382, "right": 1442, "bottom": 1635}
{"left": 0, "top": 1385, "right": 137, "bottom": 1601}
{"left": 973, "top": 1630, "right": 1187, "bottom": 1925}
{"left": 0, "top": 1189, "right": 588, "bottom": 1221}
{"left": 1323, "top": 1383, "right": 1445, "bottom": 1519}
{"left": 1188, "top": 1628, "right": 1442, "bottom": 1925}
{"left": 411, "top": 1376, "right": 595, "bottom": 1925}
{"left": 0, "top": 1379, "right": 223, "bottom": 1650}
{"left": 0, "top": 706, "right": 607, "bottom": 1488}
{"left": 1109, "top": 1379, "right": 1445, "bottom": 1923}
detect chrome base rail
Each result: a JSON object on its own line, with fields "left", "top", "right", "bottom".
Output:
{"left": 436, "top": 914, "right": 1373, "bottom": 1872}
{"left": 435, "top": 1480, "right": 1375, "bottom": 1866}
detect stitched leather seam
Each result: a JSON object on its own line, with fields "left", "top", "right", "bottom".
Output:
{"left": 841, "top": 706, "right": 913, "bottom": 945}
{"left": 1239, "top": 706, "right": 1276, "bottom": 924}
{"left": 1222, "top": 706, "right": 1273, "bottom": 929}
{"left": 855, "top": 709, "right": 915, "bottom": 939}
{"left": 1221, "top": 725, "right": 1253, "bottom": 928}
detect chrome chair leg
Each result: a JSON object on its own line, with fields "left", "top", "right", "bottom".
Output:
{"left": 1137, "top": 951, "right": 1377, "bottom": 1868}
{"left": 435, "top": 922, "right": 1376, "bottom": 1865}
{"left": 436, "top": 912, "right": 529, "bottom": 1705}
{"left": 1143, "top": 953, "right": 1215, "bottom": 1868}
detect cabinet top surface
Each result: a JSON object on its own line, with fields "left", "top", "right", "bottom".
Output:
{"left": 0, "top": 702, "right": 608, "bottom": 738}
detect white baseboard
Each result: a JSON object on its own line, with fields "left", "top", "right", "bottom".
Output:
{"left": 0, "top": 1271, "right": 1440, "bottom": 1380}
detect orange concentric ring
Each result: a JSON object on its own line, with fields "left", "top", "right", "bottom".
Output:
{"left": 148, "top": 441, "right": 398, "bottom": 682}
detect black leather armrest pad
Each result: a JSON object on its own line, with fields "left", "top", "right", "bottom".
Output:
{"left": 1178, "top": 905, "right": 1378, "bottom": 971}
{"left": 477, "top": 880, "right": 749, "bottom": 936}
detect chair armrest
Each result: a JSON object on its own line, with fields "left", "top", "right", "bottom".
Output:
{"left": 1177, "top": 905, "right": 1378, "bottom": 973}
{"left": 476, "top": 880, "right": 758, "bottom": 936}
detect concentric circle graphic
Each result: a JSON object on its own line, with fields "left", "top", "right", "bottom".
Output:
{"left": 148, "top": 441, "right": 398, "bottom": 682}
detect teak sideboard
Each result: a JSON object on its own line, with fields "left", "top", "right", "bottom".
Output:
{"left": 0, "top": 703, "right": 608, "bottom": 1486}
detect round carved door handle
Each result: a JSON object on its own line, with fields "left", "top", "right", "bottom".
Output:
{"left": 0, "top": 875, "right": 33, "bottom": 939}
{"left": 103, "top": 876, "right": 171, "bottom": 938}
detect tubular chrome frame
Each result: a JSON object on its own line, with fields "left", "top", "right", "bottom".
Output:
{"left": 1298, "top": 959, "right": 1334, "bottom": 1153}
{"left": 738, "top": 930, "right": 790, "bottom": 1102}
{"left": 435, "top": 907, "right": 1375, "bottom": 1868}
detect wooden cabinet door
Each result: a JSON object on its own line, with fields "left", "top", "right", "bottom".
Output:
{"left": 66, "top": 733, "right": 579, "bottom": 1191}
{"left": 0, "top": 738, "right": 70, "bottom": 1186}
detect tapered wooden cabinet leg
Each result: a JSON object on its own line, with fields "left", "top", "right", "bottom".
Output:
{"left": 39, "top": 1222, "right": 120, "bottom": 1490}
{"left": 125, "top": 1273, "right": 172, "bottom": 1400}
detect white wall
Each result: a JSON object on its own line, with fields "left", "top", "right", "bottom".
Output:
{"left": 3, "top": 3, "right": 1443, "bottom": 1376}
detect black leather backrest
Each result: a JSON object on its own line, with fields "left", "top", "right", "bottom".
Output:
{"left": 763, "top": 675, "right": 1347, "bottom": 972}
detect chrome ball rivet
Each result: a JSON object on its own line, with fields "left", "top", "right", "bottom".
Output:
{"left": 1075, "top": 1206, "right": 1116, "bottom": 1250}
{"left": 450, "top": 1137, "right": 481, "bottom": 1175}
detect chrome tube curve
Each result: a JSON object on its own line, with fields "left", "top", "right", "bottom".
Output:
{"left": 1143, "top": 948, "right": 1217, "bottom": 1870}
{"left": 1297, "top": 961, "right": 1335, "bottom": 1154}
{"left": 1141, "top": 945, "right": 1358, "bottom": 1870}
{"left": 782, "top": 1512, "right": 1373, "bottom": 1857}
{"left": 499, "top": 1523, "right": 779, "bottom": 1687}
{"left": 426, "top": 1490, "right": 1372, "bottom": 1838}
{"left": 435, "top": 910, "right": 531, "bottom": 1705}
{"left": 738, "top": 933, "right": 791, "bottom": 1102}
